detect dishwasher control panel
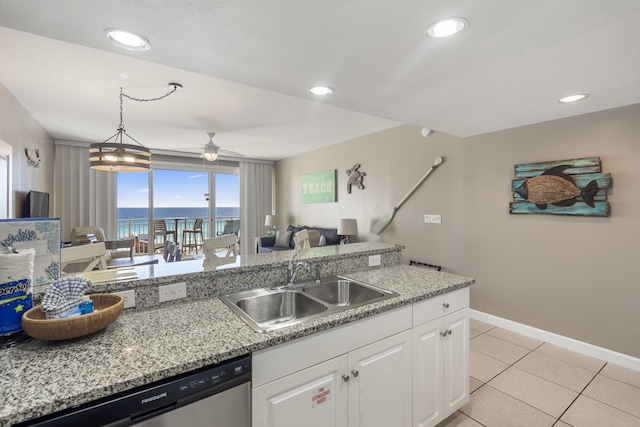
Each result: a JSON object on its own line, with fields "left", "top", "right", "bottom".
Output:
{"left": 18, "top": 354, "right": 251, "bottom": 427}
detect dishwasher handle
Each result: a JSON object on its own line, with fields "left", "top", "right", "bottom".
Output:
{"left": 130, "top": 402, "right": 178, "bottom": 424}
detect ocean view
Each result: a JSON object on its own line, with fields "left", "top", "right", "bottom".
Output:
{"left": 117, "top": 207, "right": 239, "bottom": 220}
{"left": 116, "top": 207, "right": 240, "bottom": 239}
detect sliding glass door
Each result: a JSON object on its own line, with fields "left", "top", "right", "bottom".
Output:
{"left": 116, "top": 165, "right": 239, "bottom": 254}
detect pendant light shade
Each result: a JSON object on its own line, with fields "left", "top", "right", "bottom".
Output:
{"left": 89, "top": 141, "right": 151, "bottom": 172}
{"left": 90, "top": 83, "right": 181, "bottom": 172}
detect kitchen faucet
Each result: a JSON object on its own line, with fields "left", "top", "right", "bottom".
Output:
{"left": 286, "top": 250, "right": 310, "bottom": 287}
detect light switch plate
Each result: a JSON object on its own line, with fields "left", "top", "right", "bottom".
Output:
{"left": 369, "top": 255, "right": 381, "bottom": 267}
{"left": 424, "top": 214, "right": 442, "bottom": 224}
{"left": 159, "top": 282, "right": 187, "bottom": 302}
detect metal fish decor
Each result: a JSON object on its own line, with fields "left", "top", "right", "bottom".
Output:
{"left": 510, "top": 157, "right": 611, "bottom": 217}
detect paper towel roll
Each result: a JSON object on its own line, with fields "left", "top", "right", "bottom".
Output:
{"left": 0, "top": 249, "right": 35, "bottom": 335}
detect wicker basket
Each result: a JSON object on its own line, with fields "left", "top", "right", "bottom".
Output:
{"left": 22, "top": 294, "right": 124, "bottom": 341}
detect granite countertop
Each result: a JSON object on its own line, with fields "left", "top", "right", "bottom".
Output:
{"left": 1, "top": 264, "right": 474, "bottom": 426}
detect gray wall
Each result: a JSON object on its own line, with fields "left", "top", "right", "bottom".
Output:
{"left": 0, "top": 82, "right": 54, "bottom": 217}
{"left": 276, "top": 103, "right": 640, "bottom": 358}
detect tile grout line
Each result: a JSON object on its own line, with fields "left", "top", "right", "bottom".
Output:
{"left": 551, "top": 362, "right": 607, "bottom": 425}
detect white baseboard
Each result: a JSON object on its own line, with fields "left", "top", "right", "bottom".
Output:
{"left": 470, "top": 309, "right": 640, "bottom": 372}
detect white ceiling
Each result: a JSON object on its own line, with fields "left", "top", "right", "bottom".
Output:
{"left": 1, "top": 0, "right": 639, "bottom": 161}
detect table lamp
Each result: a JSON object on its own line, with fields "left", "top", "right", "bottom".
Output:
{"left": 265, "top": 215, "right": 277, "bottom": 236}
{"left": 338, "top": 219, "right": 358, "bottom": 244}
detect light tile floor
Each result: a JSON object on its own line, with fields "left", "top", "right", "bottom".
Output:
{"left": 437, "top": 319, "right": 640, "bottom": 427}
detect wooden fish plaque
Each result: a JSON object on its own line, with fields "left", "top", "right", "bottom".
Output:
{"left": 510, "top": 157, "right": 611, "bottom": 217}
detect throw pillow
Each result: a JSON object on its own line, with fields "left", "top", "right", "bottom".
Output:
{"left": 275, "top": 230, "right": 292, "bottom": 247}
{"left": 318, "top": 235, "right": 327, "bottom": 246}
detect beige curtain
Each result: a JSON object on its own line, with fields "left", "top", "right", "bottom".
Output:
{"left": 53, "top": 141, "right": 117, "bottom": 241}
{"left": 239, "top": 162, "right": 274, "bottom": 255}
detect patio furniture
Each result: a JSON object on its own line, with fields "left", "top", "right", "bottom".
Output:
{"left": 182, "top": 218, "right": 204, "bottom": 253}
{"left": 153, "top": 219, "right": 176, "bottom": 250}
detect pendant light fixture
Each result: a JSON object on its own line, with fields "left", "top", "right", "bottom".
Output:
{"left": 89, "top": 83, "right": 182, "bottom": 172}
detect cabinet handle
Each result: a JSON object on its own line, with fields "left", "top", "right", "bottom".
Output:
{"left": 443, "top": 302, "right": 450, "bottom": 309}
{"left": 342, "top": 374, "right": 350, "bottom": 382}
{"left": 447, "top": 329, "right": 452, "bottom": 336}
{"left": 440, "top": 331, "right": 448, "bottom": 337}
{"left": 351, "top": 369, "right": 359, "bottom": 378}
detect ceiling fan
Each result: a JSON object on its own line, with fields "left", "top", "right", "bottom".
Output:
{"left": 201, "top": 132, "right": 245, "bottom": 161}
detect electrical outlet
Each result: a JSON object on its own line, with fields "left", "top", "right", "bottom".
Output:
{"left": 159, "top": 282, "right": 187, "bottom": 302}
{"left": 424, "top": 214, "right": 442, "bottom": 224}
{"left": 369, "top": 254, "right": 381, "bottom": 267}
{"left": 114, "top": 290, "right": 136, "bottom": 309}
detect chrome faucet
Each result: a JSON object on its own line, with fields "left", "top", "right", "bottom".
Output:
{"left": 287, "top": 251, "right": 310, "bottom": 287}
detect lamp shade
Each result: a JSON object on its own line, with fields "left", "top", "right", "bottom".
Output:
{"left": 265, "top": 215, "right": 277, "bottom": 227}
{"left": 89, "top": 142, "right": 151, "bottom": 172}
{"left": 338, "top": 219, "right": 358, "bottom": 236}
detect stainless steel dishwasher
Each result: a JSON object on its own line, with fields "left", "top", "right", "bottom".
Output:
{"left": 18, "top": 354, "right": 251, "bottom": 427}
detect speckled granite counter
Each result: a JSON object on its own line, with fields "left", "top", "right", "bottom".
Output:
{"left": 33, "top": 242, "right": 403, "bottom": 309}
{"left": 1, "top": 260, "right": 473, "bottom": 425}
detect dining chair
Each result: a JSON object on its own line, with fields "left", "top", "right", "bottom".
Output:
{"left": 70, "top": 226, "right": 106, "bottom": 243}
{"left": 61, "top": 242, "right": 108, "bottom": 273}
{"left": 203, "top": 234, "right": 239, "bottom": 264}
{"left": 293, "top": 229, "right": 311, "bottom": 250}
{"left": 163, "top": 240, "right": 174, "bottom": 262}
{"left": 182, "top": 218, "right": 204, "bottom": 254}
{"left": 153, "top": 219, "right": 176, "bottom": 251}
{"left": 104, "top": 239, "right": 135, "bottom": 259}
{"left": 167, "top": 242, "right": 182, "bottom": 262}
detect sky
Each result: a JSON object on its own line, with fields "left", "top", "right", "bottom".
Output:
{"left": 117, "top": 170, "right": 239, "bottom": 207}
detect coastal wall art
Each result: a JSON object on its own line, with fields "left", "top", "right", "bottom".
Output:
{"left": 302, "top": 170, "right": 336, "bottom": 203}
{"left": 510, "top": 157, "right": 611, "bottom": 217}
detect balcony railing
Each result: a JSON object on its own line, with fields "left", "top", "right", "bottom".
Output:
{"left": 116, "top": 216, "right": 239, "bottom": 243}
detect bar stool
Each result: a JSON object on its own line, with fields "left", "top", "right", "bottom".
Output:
{"left": 182, "top": 218, "right": 204, "bottom": 253}
{"left": 153, "top": 219, "right": 176, "bottom": 251}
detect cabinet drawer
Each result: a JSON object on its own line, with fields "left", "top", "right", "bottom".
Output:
{"left": 412, "top": 287, "right": 469, "bottom": 326}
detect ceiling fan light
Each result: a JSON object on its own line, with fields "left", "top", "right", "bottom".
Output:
{"left": 203, "top": 151, "right": 218, "bottom": 161}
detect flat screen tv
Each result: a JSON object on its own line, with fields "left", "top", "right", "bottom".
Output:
{"left": 22, "top": 190, "right": 50, "bottom": 218}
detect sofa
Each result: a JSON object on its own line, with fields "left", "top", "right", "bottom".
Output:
{"left": 257, "top": 224, "right": 340, "bottom": 253}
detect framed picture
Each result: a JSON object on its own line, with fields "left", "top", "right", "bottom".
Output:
{"left": 302, "top": 170, "right": 337, "bottom": 203}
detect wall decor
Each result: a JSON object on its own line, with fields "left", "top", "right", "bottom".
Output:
{"left": 302, "top": 170, "right": 336, "bottom": 203}
{"left": 346, "top": 164, "right": 366, "bottom": 193}
{"left": 25, "top": 148, "right": 41, "bottom": 168}
{"left": 510, "top": 157, "right": 611, "bottom": 217}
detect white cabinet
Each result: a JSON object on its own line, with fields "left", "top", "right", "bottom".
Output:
{"left": 252, "top": 288, "right": 470, "bottom": 427}
{"left": 348, "top": 330, "right": 412, "bottom": 427}
{"left": 252, "top": 355, "right": 349, "bottom": 427}
{"left": 253, "top": 330, "right": 412, "bottom": 427}
{"left": 412, "top": 288, "right": 469, "bottom": 427}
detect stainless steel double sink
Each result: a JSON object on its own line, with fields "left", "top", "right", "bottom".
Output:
{"left": 220, "top": 277, "right": 398, "bottom": 333}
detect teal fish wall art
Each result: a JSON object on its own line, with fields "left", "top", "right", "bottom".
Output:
{"left": 510, "top": 157, "right": 611, "bottom": 217}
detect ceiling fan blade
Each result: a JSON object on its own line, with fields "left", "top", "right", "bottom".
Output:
{"left": 218, "top": 148, "right": 245, "bottom": 157}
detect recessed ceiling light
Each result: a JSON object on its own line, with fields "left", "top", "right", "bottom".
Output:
{"left": 558, "top": 94, "right": 589, "bottom": 104}
{"left": 425, "top": 18, "right": 468, "bottom": 39}
{"left": 104, "top": 29, "right": 150, "bottom": 51}
{"left": 309, "top": 86, "right": 334, "bottom": 96}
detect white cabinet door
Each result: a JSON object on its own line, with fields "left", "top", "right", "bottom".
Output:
{"left": 412, "top": 318, "right": 443, "bottom": 427}
{"left": 348, "top": 330, "right": 413, "bottom": 427}
{"left": 442, "top": 308, "right": 469, "bottom": 418}
{"left": 252, "top": 355, "right": 349, "bottom": 427}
